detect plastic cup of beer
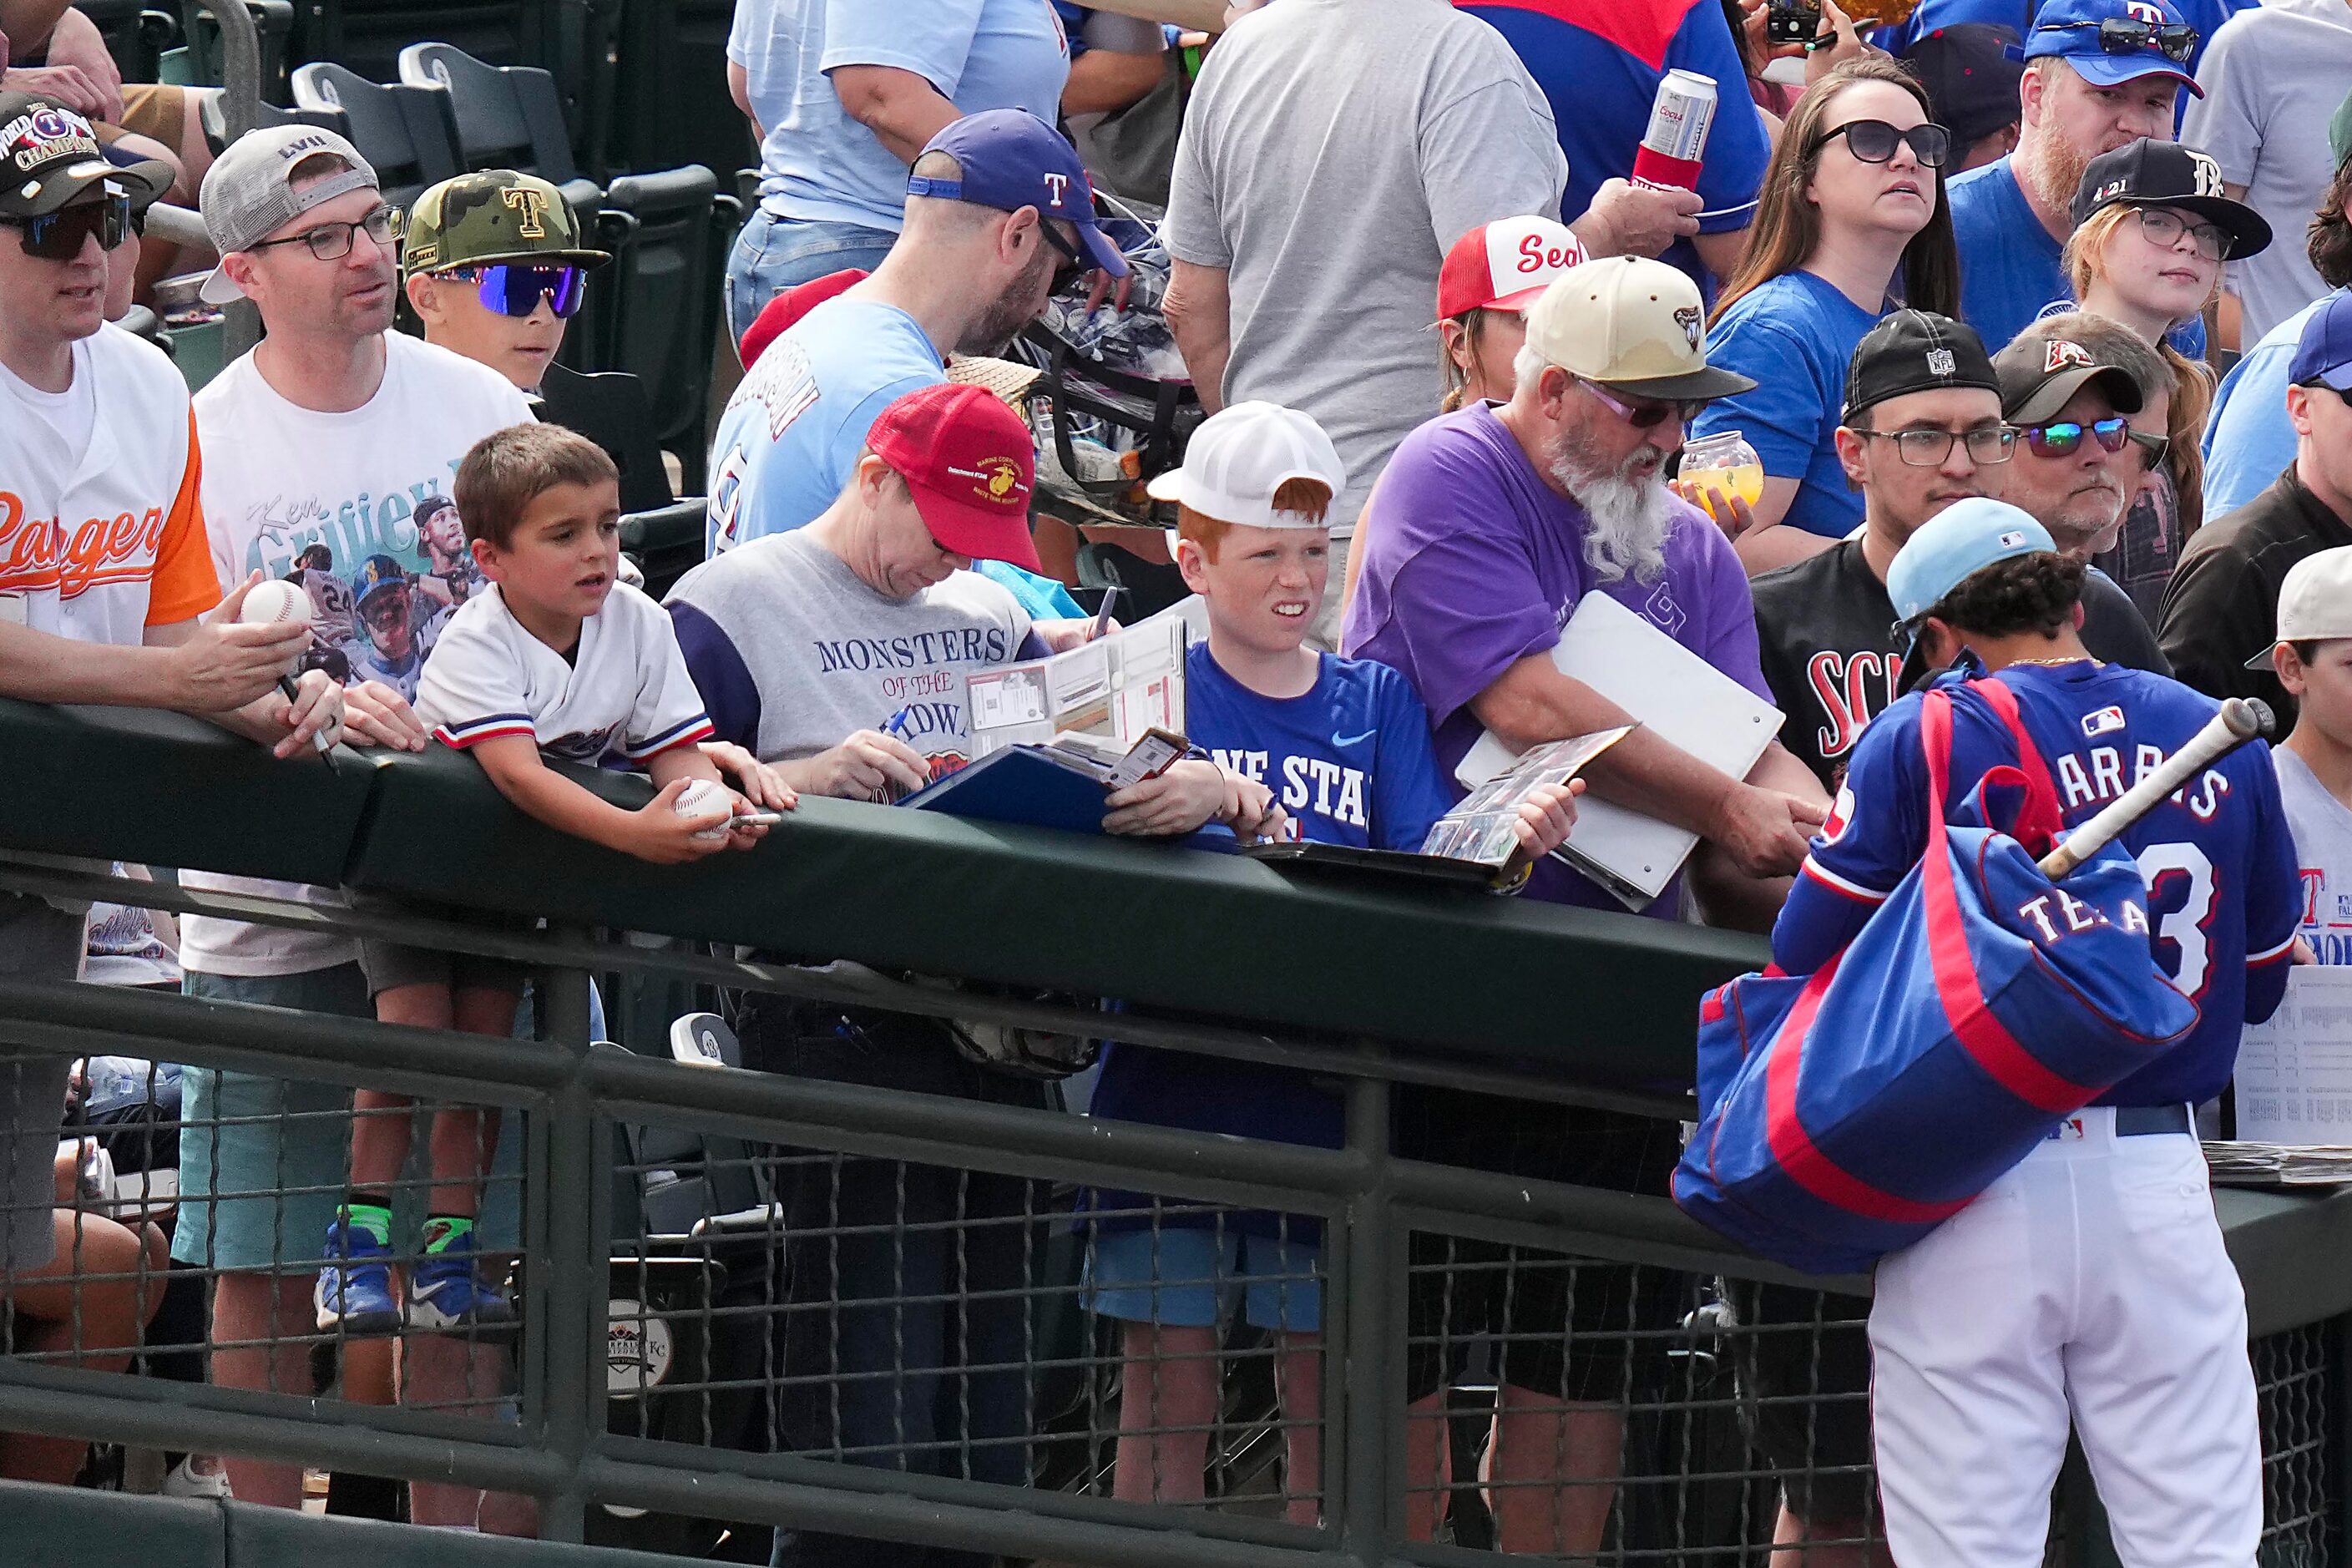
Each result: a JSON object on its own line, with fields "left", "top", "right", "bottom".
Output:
{"left": 1680, "top": 431, "right": 1763, "bottom": 524}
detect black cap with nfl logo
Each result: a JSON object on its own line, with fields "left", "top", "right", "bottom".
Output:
{"left": 0, "top": 92, "right": 170, "bottom": 218}
{"left": 2070, "top": 138, "right": 2271, "bottom": 261}
{"left": 1843, "top": 309, "right": 1998, "bottom": 424}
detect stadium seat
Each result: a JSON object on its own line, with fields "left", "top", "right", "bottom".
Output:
{"left": 618, "top": 502, "right": 708, "bottom": 602}
{"left": 178, "top": 0, "right": 295, "bottom": 103}
{"left": 604, "top": 0, "right": 751, "bottom": 182}
{"left": 289, "top": 61, "right": 461, "bottom": 209}
{"left": 78, "top": 0, "right": 180, "bottom": 86}
{"left": 292, "top": 0, "right": 545, "bottom": 89}
{"left": 198, "top": 94, "right": 349, "bottom": 154}
{"left": 588, "top": 165, "right": 733, "bottom": 492}
{"left": 395, "top": 42, "right": 602, "bottom": 217}
{"left": 536, "top": 364, "right": 674, "bottom": 515}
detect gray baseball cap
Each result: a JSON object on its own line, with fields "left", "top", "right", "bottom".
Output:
{"left": 197, "top": 124, "right": 379, "bottom": 305}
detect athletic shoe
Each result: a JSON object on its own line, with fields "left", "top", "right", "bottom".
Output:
{"left": 314, "top": 1219, "right": 402, "bottom": 1336}
{"left": 161, "top": 1454, "right": 232, "bottom": 1499}
{"left": 407, "top": 1228, "right": 515, "bottom": 1333}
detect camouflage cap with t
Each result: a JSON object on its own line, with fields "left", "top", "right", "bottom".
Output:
{"left": 400, "top": 169, "right": 610, "bottom": 276}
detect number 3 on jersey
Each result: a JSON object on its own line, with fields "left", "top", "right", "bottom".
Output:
{"left": 2135, "top": 842, "right": 2217, "bottom": 998}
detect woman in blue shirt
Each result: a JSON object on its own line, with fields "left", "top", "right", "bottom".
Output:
{"left": 1691, "top": 55, "right": 1960, "bottom": 574}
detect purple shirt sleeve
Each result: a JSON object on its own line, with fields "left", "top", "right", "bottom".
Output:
{"left": 1358, "top": 436, "right": 1560, "bottom": 731}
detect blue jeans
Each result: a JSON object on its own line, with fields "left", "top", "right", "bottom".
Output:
{"left": 725, "top": 208, "right": 899, "bottom": 342}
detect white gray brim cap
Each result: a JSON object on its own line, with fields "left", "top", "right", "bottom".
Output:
{"left": 198, "top": 124, "right": 379, "bottom": 305}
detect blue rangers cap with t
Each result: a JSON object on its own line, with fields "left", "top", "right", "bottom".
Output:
{"left": 906, "top": 109, "right": 1128, "bottom": 279}
{"left": 2289, "top": 290, "right": 2352, "bottom": 394}
{"left": 2021, "top": 0, "right": 2203, "bottom": 99}
{"left": 1888, "top": 498, "right": 2059, "bottom": 641}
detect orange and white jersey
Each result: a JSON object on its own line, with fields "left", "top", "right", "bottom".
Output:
{"left": 0, "top": 324, "right": 221, "bottom": 647}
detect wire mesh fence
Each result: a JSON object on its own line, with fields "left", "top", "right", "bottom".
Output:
{"left": 0, "top": 988, "right": 2347, "bottom": 1565}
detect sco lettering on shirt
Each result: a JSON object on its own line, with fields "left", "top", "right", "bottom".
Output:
{"left": 1806, "top": 648, "right": 1900, "bottom": 766}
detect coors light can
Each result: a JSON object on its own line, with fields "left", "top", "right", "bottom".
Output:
{"left": 1632, "top": 69, "right": 1717, "bottom": 192}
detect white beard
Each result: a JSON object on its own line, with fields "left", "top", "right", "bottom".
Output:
{"left": 1550, "top": 438, "right": 1672, "bottom": 585}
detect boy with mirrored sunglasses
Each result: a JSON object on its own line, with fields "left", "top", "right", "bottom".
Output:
{"left": 401, "top": 169, "right": 609, "bottom": 397}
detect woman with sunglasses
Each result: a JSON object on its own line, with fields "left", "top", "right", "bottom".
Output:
{"left": 402, "top": 169, "right": 612, "bottom": 397}
{"left": 2059, "top": 139, "right": 2272, "bottom": 620}
{"left": 1688, "top": 55, "right": 1961, "bottom": 575}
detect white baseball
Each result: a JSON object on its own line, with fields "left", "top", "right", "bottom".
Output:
{"left": 673, "top": 777, "right": 733, "bottom": 839}
{"left": 237, "top": 578, "right": 312, "bottom": 628}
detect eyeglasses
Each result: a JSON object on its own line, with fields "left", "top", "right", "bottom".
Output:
{"left": 3, "top": 192, "right": 129, "bottom": 260}
{"left": 2016, "top": 416, "right": 2133, "bottom": 458}
{"left": 2132, "top": 205, "right": 2231, "bottom": 262}
{"left": 1039, "top": 220, "right": 1089, "bottom": 294}
{"left": 2298, "top": 380, "right": 2352, "bottom": 411}
{"left": 248, "top": 205, "right": 396, "bottom": 262}
{"left": 1857, "top": 425, "right": 2017, "bottom": 466}
{"left": 2127, "top": 427, "right": 2171, "bottom": 468}
{"left": 2042, "top": 18, "right": 2199, "bottom": 63}
{"left": 1577, "top": 377, "right": 1704, "bottom": 430}
{"left": 441, "top": 262, "right": 587, "bottom": 319}
{"left": 1818, "top": 119, "right": 1951, "bottom": 170}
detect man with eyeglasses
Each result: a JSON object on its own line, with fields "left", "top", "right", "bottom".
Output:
{"left": 402, "top": 169, "right": 610, "bottom": 398}
{"left": 178, "top": 123, "right": 535, "bottom": 1520}
{"left": 2162, "top": 291, "right": 2352, "bottom": 734}
{"left": 1945, "top": 0, "right": 2211, "bottom": 359}
{"left": 706, "top": 109, "right": 1119, "bottom": 622}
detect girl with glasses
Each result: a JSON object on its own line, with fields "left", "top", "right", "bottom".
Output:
{"left": 1691, "top": 56, "right": 1961, "bottom": 576}
{"left": 2061, "top": 137, "right": 2274, "bottom": 619}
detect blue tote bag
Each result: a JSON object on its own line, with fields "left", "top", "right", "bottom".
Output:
{"left": 1671, "top": 679, "right": 2200, "bottom": 1275}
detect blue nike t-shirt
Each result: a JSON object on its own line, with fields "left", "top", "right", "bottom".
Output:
{"left": 1459, "top": 0, "right": 1770, "bottom": 292}
{"left": 1949, "top": 156, "right": 2208, "bottom": 361}
{"left": 1085, "top": 643, "right": 1458, "bottom": 1237}
{"left": 1692, "top": 271, "right": 1879, "bottom": 538}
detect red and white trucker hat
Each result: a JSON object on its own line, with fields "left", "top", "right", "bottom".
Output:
{"left": 1437, "top": 215, "right": 1587, "bottom": 321}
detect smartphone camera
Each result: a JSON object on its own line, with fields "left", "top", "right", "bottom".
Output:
{"left": 1765, "top": 0, "right": 1823, "bottom": 45}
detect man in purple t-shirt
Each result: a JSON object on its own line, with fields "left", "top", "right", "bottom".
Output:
{"left": 1342, "top": 256, "right": 1830, "bottom": 1558}
{"left": 1346, "top": 255, "right": 1827, "bottom": 918}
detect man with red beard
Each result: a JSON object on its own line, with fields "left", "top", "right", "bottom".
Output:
{"left": 1945, "top": 0, "right": 2211, "bottom": 357}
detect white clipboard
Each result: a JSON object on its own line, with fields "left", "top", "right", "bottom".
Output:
{"left": 1455, "top": 590, "right": 1783, "bottom": 909}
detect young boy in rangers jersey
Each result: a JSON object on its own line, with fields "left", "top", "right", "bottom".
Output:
{"left": 323, "top": 424, "right": 794, "bottom": 1333}
{"left": 1082, "top": 402, "right": 1580, "bottom": 1525}
{"left": 1775, "top": 497, "right": 2302, "bottom": 1568}
{"left": 2261, "top": 548, "right": 2352, "bottom": 966}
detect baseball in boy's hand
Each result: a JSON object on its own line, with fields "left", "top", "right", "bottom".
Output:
{"left": 674, "top": 778, "right": 736, "bottom": 840}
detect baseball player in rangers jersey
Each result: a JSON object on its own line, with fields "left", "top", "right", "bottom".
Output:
{"left": 1774, "top": 497, "right": 2303, "bottom": 1568}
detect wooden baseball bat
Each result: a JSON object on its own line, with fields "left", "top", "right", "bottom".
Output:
{"left": 2036, "top": 697, "right": 2273, "bottom": 879}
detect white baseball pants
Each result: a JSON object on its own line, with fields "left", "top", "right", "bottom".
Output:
{"left": 1869, "top": 1107, "right": 2262, "bottom": 1568}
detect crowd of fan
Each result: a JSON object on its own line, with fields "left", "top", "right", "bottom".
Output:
{"left": 5, "top": 0, "right": 2352, "bottom": 1559}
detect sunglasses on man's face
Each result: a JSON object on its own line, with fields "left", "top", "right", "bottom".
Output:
{"left": 6, "top": 192, "right": 130, "bottom": 260}
{"left": 2043, "top": 17, "right": 2199, "bottom": 63}
{"left": 2017, "top": 416, "right": 2133, "bottom": 459}
{"left": 1578, "top": 377, "right": 1704, "bottom": 430}
{"left": 1038, "top": 220, "right": 1089, "bottom": 294}
{"left": 1818, "top": 119, "right": 1951, "bottom": 170}
{"left": 441, "top": 262, "right": 587, "bottom": 319}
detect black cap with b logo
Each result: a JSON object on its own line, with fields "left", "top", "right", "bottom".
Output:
{"left": 1843, "top": 309, "right": 1999, "bottom": 424}
{"left": 2070, "top": 138, "right": 2272, "bottom": 260}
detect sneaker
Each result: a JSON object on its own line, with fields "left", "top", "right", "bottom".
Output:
{"left": 408, "top": 1227, "right": 514, "bottom": 1333}
{"left": 315, "top": 1219, "right": 402, "bottom": 1335}
{"left": 161, "top": 1454, "right": 231, "bottom": 1499}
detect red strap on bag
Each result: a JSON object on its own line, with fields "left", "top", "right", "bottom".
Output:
{"left": 1920, "top": 690, "right": 2096, "bottom": 1113}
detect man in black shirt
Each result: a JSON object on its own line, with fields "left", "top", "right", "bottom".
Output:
{"left": 1752, "top": 310, "right": 2167, "bottom": 792}
{"left": 2159, "top": 293, "right": 2352, "bottom": 734}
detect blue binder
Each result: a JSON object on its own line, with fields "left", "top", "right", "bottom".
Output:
{"left": 895, "top": 746, "right": 1114, "bottom": 833}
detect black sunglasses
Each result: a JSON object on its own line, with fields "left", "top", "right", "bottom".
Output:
{"left": 1818, "top": 119, "right": 1951, "bottom": 170}
{"left": 2042, "top": 18, "right": 2199, "bottom": 63}
{"left": 4, "top": 192, "right": 130, "bottom": 260}
{"left": 1039, "top": 220, "right": 1089, "bottom": 292}
{"left": 2297, "top": 380, "right": 2352, "bottom": 411}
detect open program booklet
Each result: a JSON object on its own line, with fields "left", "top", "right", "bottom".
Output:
{"left": 1244, "top": 726, "right": 1632, "bottom": 889}
{"left": 964, "top": 603, "right": 1193, "bottom": 761}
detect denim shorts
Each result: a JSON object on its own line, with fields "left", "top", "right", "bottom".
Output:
{"left": 172, "top": 964, "right": 529, "bottom": 1271}
{"left": 1085, "top": 1226, "right": 1323, "bottom": 1334}
{"left": 724, "top": 206, "right": 898, "bottom": 341}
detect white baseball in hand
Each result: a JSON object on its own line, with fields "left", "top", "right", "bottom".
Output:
{"left": 674, "top": 777, "right": 734, "bottom": 839}
{"left": 238, "top": 578, "right": 313, "bottom": 629}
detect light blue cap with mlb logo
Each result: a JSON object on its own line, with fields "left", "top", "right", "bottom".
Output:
{"left": 1888, "top": 497, "right": 2057, "bottom": 638}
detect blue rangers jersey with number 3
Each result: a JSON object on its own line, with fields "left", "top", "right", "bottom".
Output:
{"left": 1774, "top": 658, "right": 2302, "bottom": 1108}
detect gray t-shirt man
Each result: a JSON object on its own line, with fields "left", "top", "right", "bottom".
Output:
{"left": 665, "top": 530, "right": 1034, "bottom": 777}
{"left": 1161, "top": 0, "right": 1568, "bottom": 544}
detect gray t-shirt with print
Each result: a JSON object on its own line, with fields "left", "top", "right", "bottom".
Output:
{"left": 2275, "top": 746, "right": 2352, "bottom": 966}
{"left": 1160, "top": 0, "right": 1567, "bottom": 535}
{"left": 665, "top": 530, "right": 1033, "bottom": 778}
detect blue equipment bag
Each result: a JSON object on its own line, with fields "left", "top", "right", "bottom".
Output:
{"left": 1671, "top": 679, "right": 2200, "bottom": 1274}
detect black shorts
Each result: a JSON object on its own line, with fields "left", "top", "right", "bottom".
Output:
{"left": 1395, "top": 1086, "right": 1689, "bottom": 1404}
{"left": 1722, "top": 1280, "right": 1876, "bottom": 1526}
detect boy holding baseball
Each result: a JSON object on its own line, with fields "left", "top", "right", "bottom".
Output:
{"left": 1081, "top": 402, "right": 1580, "bottom": 1521}
{"left": 319, "top": 423, "right": 792, "bottom": 1332}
